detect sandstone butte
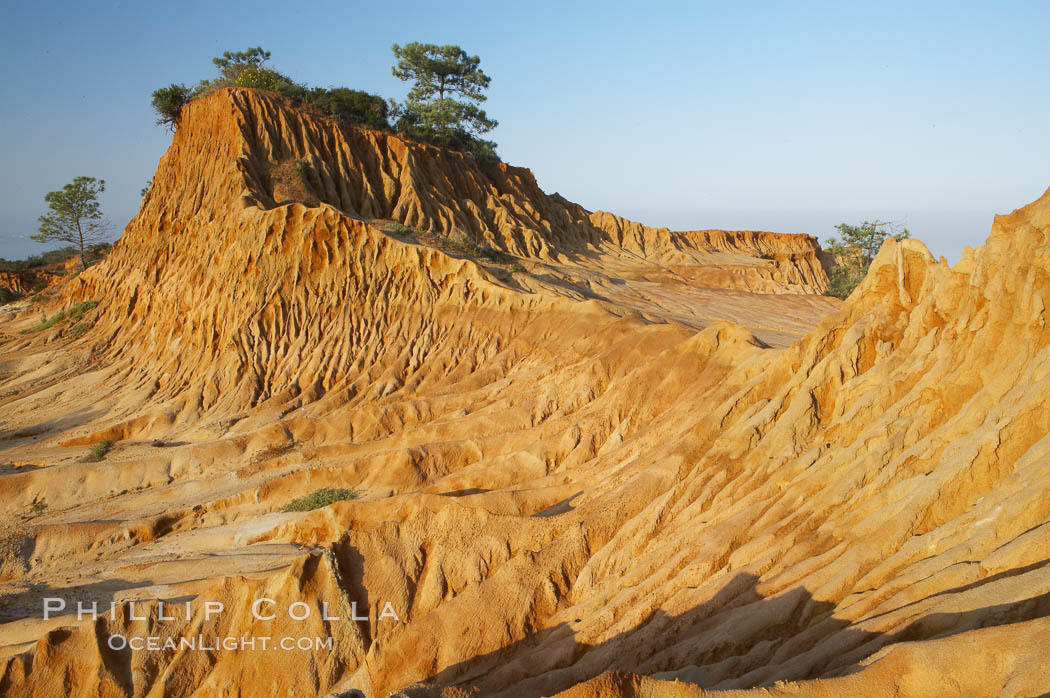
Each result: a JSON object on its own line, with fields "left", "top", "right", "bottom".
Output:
{"left": 0, "top": 87, "right": 1047, "bottom": 697}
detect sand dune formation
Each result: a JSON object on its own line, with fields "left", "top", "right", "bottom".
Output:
{"left": 0, "top": 87, "right": 1048, "bottom": 696}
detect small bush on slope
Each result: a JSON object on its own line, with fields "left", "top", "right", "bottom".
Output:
{"left": 281, "top": 488, "right": 360, "bottom": 512}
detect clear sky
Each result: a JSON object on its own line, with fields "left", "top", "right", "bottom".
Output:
{"left": 2, "top": 0, "right": 1048, "bottom": 262}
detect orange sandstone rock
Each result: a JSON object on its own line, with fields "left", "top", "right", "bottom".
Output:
{"left": 2, "top": 88, "right": 1047, "bottom": 697}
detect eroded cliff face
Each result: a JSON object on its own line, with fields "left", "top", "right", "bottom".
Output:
{"left": 0, "top": 87, "right": 1045, "bottom": 698}
{"left": 0, "top": 264, "right": 71, "bottom": 298}
{"left": 125, "top": 87, "right": 827, "bottom": 282}
{"left": 234, "top": 87, "right": 824, "bottom": 279}
{"left": 16, "top": 88, "right": 830, "bottom": 429}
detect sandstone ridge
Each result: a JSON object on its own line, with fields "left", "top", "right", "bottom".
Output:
{"left": 2, "top": 87, "right": 1046, "bottom": 697}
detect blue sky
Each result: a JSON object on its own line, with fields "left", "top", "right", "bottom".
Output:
{"left": 1, "top": 0, "right": 1048, "bottom": 262}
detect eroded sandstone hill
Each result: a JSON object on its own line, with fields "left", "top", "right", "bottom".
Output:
{"left": 0, "top": 87, "right": 1046, "bottom": 697}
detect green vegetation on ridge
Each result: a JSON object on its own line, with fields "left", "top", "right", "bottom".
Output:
{"left": 391, "top": 42, "right": 498, "bottom": 161}
{"left": 151, "top": 44, "right": 499, "bottom": 161}
{"left": 0, "top": 245, "right": 111, "bottom": 274}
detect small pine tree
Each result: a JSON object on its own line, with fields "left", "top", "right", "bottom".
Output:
{"left": 825, "top": 220, "right": 910, "bottom": 299}
{"left": 391, "top": 43, "right": 498, "bottom": 160}
{"left": 32, "top": 177, "right": 111, "bottom": 271}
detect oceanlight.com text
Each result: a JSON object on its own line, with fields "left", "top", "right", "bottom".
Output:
{"left": 106, "top": 634, "right": 335, "bottom": 652}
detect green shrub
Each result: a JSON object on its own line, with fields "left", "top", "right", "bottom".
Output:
{"left": 509, "top": 263, "right": 525, "bottom": 273}
{"left": 31, "top": 280, "right": 48, "bottom": 293}
{"left": 88, "top": 439, "right": 115, "bottom": 462}
{"left": 0, "top": 288, "right": 15, "bottom": 304}
{"left": 191, "top": 77, "right": 233, "bottom": 98}
{"left": 24, "top": 309, "right": 66, "bottom": 333}
{"left": 450, "top": 234, "right": 508, "bottom": 262}
{"left": 281, "top": 487, "right": 360, "bottom": 512}
{"left": 393, "top": 115, "right": 499, "bottom": 162}
{"left": 69, "top": 300, "right": 99, "bottom": 316}
{"left": 389, "top": 223, "right": 424, "bottom": 238}
{"left": 151, "top": 84, "right": 192, "bottom": 129}
{"left": 300, "top": 87, "right": 391, "bottom": 130}
{"left": 234, "top": 65, "right": 296, "bottom": 92}
{"left": 20, "top": 299, "right": 98, "bottom": 334}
